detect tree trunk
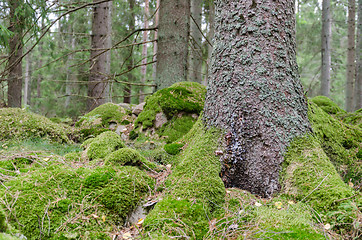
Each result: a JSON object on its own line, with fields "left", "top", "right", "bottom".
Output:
{"left": 205, "top": 0, "right": 215, "bottom": 85}
{"left": 124, "top": 0, "right": 136, "bottom": 104}
{"left": 355, "top": 0, "right": 362, "bottom": 110}
{"left": 189, "top": 0, "right": 202, "bottom": 83}
{"left": 204, "top": 0, "right": 311, "bottom": 197}
{"left": 156, "top": 0, "right": 190, "bottom": 90}
{"left": 65, "top": 33, "right": 76, "bottom": 108}
{"left": 320, "top": 0, "right": 332, "bottom": 97}
{"left": 139, "top": 0, "right": 150, "bottom": 103}
{"left": 87, "top": 0, "right": 112, "bottom": 111}
{"left": 24, "top": 49, "right": 31, "bottom": 106}
{"left": 7, "top": 0, "right": 23, "bottom": 108}
{"left": 152, "top": 0, "right": 160, "bottom": 92}
{"left": 346, "top": 0, "right": 356, "bottom": 112}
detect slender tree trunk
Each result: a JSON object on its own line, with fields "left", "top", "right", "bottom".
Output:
{"left": 65, "top": 34, "right": 76, "bottom": 108}
{"left": 189, "top": 0, "right": 202, "bottom": 83}
{"left": 7, "top": 0, "right": 23, "bottom": 108}
{"left": 205, "top": 0, "right": 215, "bottom": 85}
{"left": 87, "top": 0, "right": 112, "bottom": 110}
{"left": 355, "top": 0, "right": 362, "bottom": 110}
{"left": 320, "top": 0, "right": 332, "bottom": 97}
{"left": 139, "top": 0, "right": 150, "bottom": 103}
{"left": 204, "top": 0, "right": 311, "bottom": 197}
{"left": 124, "top": 0, "right": 136, "bottom": 104}
{"left": 346, "top": 0, "right": 356, "bottom": 112}
{"left": 156, "top": 0, "right": 190, "bottom": 90}
{"left": 152, "top": 0, "right": 160, "bottom": 92}
{"left": 24, "top": 50, "right": 31, "bottom": 106}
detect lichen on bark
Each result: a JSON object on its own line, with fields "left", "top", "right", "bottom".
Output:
{"left": 204, "top": 0, "right": 311, "bottom": 197}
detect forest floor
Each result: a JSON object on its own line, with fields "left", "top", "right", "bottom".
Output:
{"left": 0, "top": 82, "right": 361, "bottom": 240}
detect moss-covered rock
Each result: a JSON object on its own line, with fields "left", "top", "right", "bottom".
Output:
{"left": 135, "top": 82, "right": 206, "bottom": 130}
{"left": 311, "top": 96, "right": 346, "bottom": 114}
{"left": 0, "top": 164, "right": 154, "bottom": 240}
{"left": 86, "top": 131, "right": 125, "bottom": 160}
{"left": 308, "top": 101, "right": 361, "bottom": 186}
{"left": 0, "top": 108, "right": 72, "bottom": 143}
{"left": 76, "top": 103, "right": 133, "bottom": 138}
{"left": 157, "top": 114, "right": 198, "bottom": 143}
{"left": 144, "top": 119, "right": 225, "bottom": 238}
{"left": 104, "top": 148, "right": 158, "bottom": 170}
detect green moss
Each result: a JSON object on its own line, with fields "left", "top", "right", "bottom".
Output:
{"left": 164, "top": 143, "right": 184, "bottom": 155}
{"left": 105, "top": 148, "right": 158, "bottom": 170}
{"left": 0, "top": 108, "right": 73, "bottom": 143}
{"left": 0, "top": 164, "right": 154, "bottom": 240}
{"left": 86, "top": 131, "right": 125, "bottom": 160}
{"left": 0, "top": 207, "right": 6, "bottom": 232}
{"left": 308, "top": 101, "right": 361, "bottom": 185}
{"left": 336, "top": 108, "right": 362, "bottom": 128}
{"left": 158, "top": 115, "right": 197, "bottom": 143}
{"left": 311, "top": 96, "right": 346, "bottom": 114}
{"left": 144, "top": 119, "right": 225, "bottom": 238}
{"left": 76, "top": 103, "right": 132, "bottom": 138}
{"left": 64, "top": 152, "right": 82, "bottom": 162}
{"left": 0, "top": 233, "right": 21, "bottom": 240}
{"left": 135, "top": 82, "right": 206, "bottom": 129}
{"left": 283, "top": 136, "right": 356, "bottom": 211}
{"left": 81, "top": 137, "right": 95, "bottom": 149}
{"left": 76, "top": 103, "right": 130, "bottom": 127}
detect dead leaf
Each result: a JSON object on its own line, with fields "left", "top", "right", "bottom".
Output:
{"left": 255, "top": 202, "right": 262, "bottom": 207}
{"left": 102, "top": 215, "right": 106, "bottom": 222}
{"left": 123, "top": 232, "right": 132, "bottom": 239}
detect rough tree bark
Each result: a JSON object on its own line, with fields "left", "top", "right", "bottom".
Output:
{"left": 189, "top": 0, "right": 203, "bottom": 83}
{"left": 346, "top": 0, "right": 356, "bottom": 112}
{"left": 139, "top": 0, "right": 150, "bottom": 103}
{"left": 320, "top": 0, "right": 332, "bottom": 97}
{"left": 355, "top": 0, "right": 362, "bottom": 110}
{"left": 156, "top": 0, "right": 190, "bottom": 90}
{"left": 7, "top": 0, "right": 23, "bottom": 108}
{"left": 204, "top": 0, "right": 311, "bottom": 197}
{"left": 87, "top": 0, "right": 112, "bottom": 110}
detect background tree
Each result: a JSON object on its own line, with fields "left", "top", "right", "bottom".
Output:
{"left": 156, "top": 0, "right": 190, "bottom": 90}
{"left": 204, "top": 0, "right": 311, "bottom": 197}
{"left": 189, "top": 0, "right": 202, "bottom": 83}
{"left": 320, "top": 0, "right": 331, "bottom": 97}
{"left": 355, "top": 0, "right": 362, "bottom": 110}
{"left": 7, "top": 0, "right": 24, "bottom": 107}
{"left": 346, "top": 0, "right": 356, "bottom": 112}
{"left": 87, "top": 0, "right": 112, "bottom": 110}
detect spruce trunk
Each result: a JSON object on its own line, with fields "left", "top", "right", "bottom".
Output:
{"left": 156, "top": 0, "right": 190, "bottom": 90}
{"left": 204, "top": 0, "right": 311, "bottom": 197}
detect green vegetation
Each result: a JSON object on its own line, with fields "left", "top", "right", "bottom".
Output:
{"left": 0, "top": 163, "right": 154, "bottom": 240}
{"left": 164, "top": 143, "right": 184, "bottom": 155}
{"left": 76, "top": 103, "right": 133, "bottom": 138}
{"left": 0, "top": 108, "right": 73, "bottom": 143}
{"left": 144, "top": 119, "right": 225, "bottom": 238}
{"left": 105, "top": 147, "right": 158, "bottom": 170}
{"left": 86, "top": 131, "right": 125, "bottom": 160}
{"left": 311, "top": 96, "right": 346, "bottom": 114}
{"left": 135, "top": 82, "right": 206, "bottom": 129}
{"left": 308, "top": 101, "right": 361, "bottom": 186}
{"left": 158, "top": 115, "right": 197, "bottom": 143}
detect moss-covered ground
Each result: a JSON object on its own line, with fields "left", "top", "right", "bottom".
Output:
{"left": 0, "top": 95, "right": 360, "bottom": 239}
